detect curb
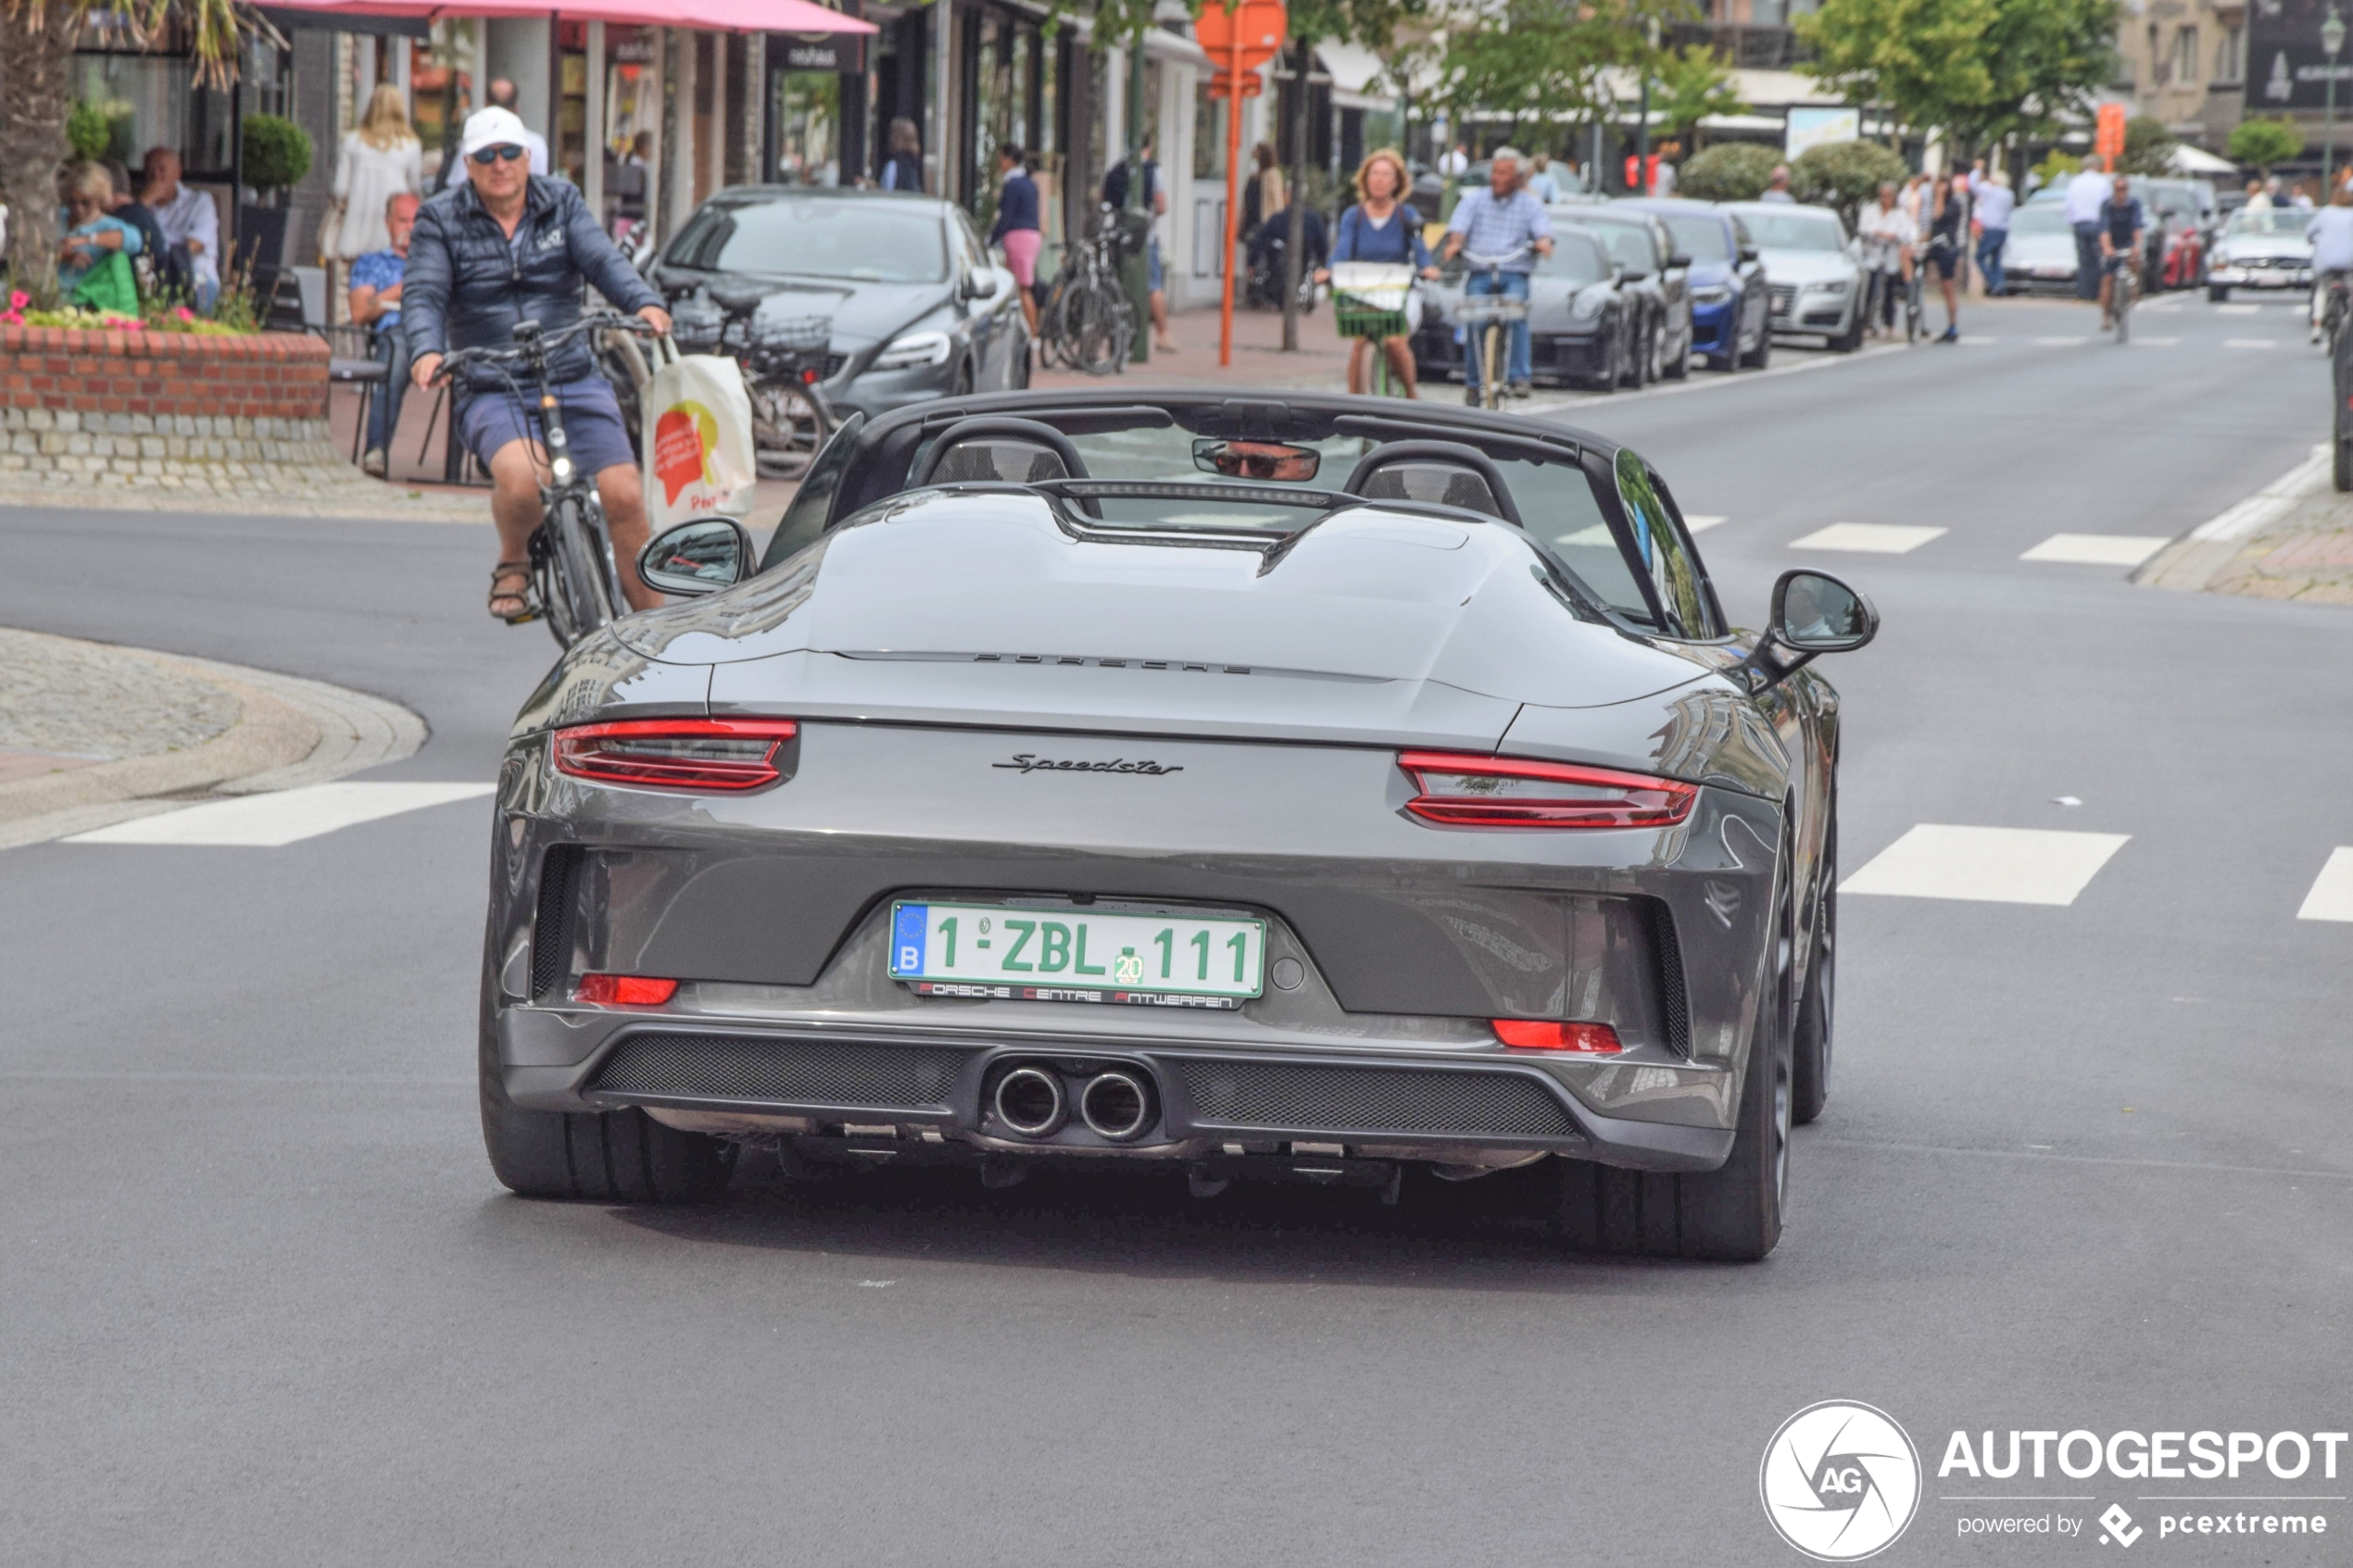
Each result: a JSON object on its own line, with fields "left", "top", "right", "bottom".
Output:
{"left": 0, "top": 631, "right": 425, "bottom": 850}
{"left": 2135, "top": 445, "right": 2332, "bottom": 592}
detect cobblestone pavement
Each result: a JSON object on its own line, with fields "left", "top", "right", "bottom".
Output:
{"left": 2208, "top": 487, "right": 2353, "bottom": 604}
{"left": 0, "top": 626, "right": 240, "bottom": 777}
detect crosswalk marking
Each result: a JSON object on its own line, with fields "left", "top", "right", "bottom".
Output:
{"left": 65, "top": 782, "right": 494, "bottom": 847}
{"left": 2296, "top": 848, "right": 2353, "bottom": 922}
{"left": 2223, "top": 338, "right": 2279, "bottom": 349}
{"left": 1843, "top": 824, "right": 2131, "bottom": 906}
{"left": 2034, "top": 336, "right": 2091, "bottom": 346}
{"left": 2216, "top": 303, "right": 2260, "bottom": 315}
{"left": 2128, "top": 337, "right": 2182, "bottom": 346}
{"left": 2020, "top": 533, "right": 2171, "bottom": 565}
{"left": 1685, "top": 514, "right": 1729, "bottom": 533}
{"left": 1790, "top": 522, "right": 1946, "bottom": 554}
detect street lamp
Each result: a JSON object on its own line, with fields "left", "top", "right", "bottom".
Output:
{"left": 2326, "top": 4, "right": 2347, "bottom": 194}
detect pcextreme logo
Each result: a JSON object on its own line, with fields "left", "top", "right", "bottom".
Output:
{"left": 1761, "top": 1400, "right": 1924, "bottom": 1562}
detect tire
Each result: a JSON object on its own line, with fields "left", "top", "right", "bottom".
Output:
{"left": 1555, "top": 844, "right": 1794, "bottom": 1261}
{"left": 1831, "top": 305, "right": 1864, "bottom": 355}
{"left": 1590, "top": 321, "right": 1620, "bottom": 394}
{"left": 1742, "top": 320, "right": 1773, "bottom": 370}
{"left": 476, "top": 918, "right": 736, "bottom": 1203}
{"left": 1793, "top": 809, "right": 1836, "bottom": 1125}
{"left": 2208, "top": 285, "right": 2228, "bottom": 303}
{"left": 1663, "top": 320, "right": 1691, "bottom": 379}
{"left": 540, "top": 495, "right": 618, "bottom": 649}
{"left": 2335, "top": 437, "right": 2352, "bottom": 494}
{"left": 750, "top": 382, "right": 828, "bottom": 479}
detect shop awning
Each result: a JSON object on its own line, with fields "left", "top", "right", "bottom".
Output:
{"left": 260, "top": 0, "right": 874, "bottom": 34}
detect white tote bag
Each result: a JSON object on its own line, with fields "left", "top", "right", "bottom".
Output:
{"left": 639, "top": 340, "right": 759, "bottom": 529}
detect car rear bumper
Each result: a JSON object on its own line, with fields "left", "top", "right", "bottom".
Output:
{"left": 2207, "top": 265, "right": 2310, "bottom": 288}
{"left": 498, "top": 1014, "right": 1738, "bottom": 1173}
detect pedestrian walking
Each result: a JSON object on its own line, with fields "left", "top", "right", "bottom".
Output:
{"left": 330, "top": 86, "right": 422, "bottom": 267}
{"left": 1761, "top": 164, "right": 1796, "bottom": 203}
{"left": 987, "top": 144, "right": 1042, "bottom": 336}
{"left": 350, "top": 192, "right": 419, "bottom": 477}
{"left": 1856, "top": 181, "right": 1916, "bottom": 337}
{"left": 880, "top": 119, "right": 923, "bottom": 192}
{"left": 2065, "top": 158, "right": 2111, "bottom": 301}
{"left": 1527, "top": 152, "right": 1561, "bottom": 204}
{"left": 1924, "top": 171, "right": 1966, "bottom": 341}
{"left": 1972, "top": 169, "right": 2014, "bottom": 296}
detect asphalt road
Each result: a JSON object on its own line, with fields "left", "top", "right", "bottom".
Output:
{"left": 2, "top": 292, "right": 2347, "bottom": 1567}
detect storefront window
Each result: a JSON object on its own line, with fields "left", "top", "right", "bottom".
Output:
{"left": 773, "top": 71, "right": 840, "bottom": 183}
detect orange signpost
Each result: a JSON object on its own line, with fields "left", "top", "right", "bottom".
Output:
{"left": 2094, "top": 103, "right": 2127, "bottom": 171}
{"left": 1198, "top": 0, "right": 1287, "bottom": 366}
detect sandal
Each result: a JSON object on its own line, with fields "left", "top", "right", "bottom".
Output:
{"left": 488, "top": 561, "right": 537, "bottom": 624}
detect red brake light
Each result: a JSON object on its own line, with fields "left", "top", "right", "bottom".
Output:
{"left": 576, "top": 973, "right": 680, "bottom": 1006}
{"left": 1493, "top": 1020, "right": 1622, "bottom": 1053}
{"left": 1398, "top": 751, "right": 1696, "bottom": 829}
{"left": 552, "top": 718, "right": 797, "bottom": 791}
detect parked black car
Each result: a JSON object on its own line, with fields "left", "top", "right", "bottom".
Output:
{"left": 1414, "top": 231, "right": 1637, "bottom": 393}
{"left": 651, "top": 187, "right": 1033, "bottom": 424}
{"left": 1557, "top": 207, "right": 1694, "bottom": 382}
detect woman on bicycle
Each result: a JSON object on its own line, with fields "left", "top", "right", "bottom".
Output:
{"left": 1923, "top": 171, "right": 1965, "bottom": 343}
{"left": 1315, "top": 149, "right": 1440, "bottom": 396}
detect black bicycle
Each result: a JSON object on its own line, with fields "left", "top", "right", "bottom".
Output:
{"left": 1038, "top": 204, "right": 1138, "bottom": 375}
{"left": 673, "top": 283, "right": 834, "bottom": 478}
{"left": 437, "top": 311, "right": 663, "bottom": 647}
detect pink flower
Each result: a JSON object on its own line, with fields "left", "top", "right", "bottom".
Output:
{"left": 7, "top": 291, "right": 27, "bottom": 310}
{"left": 175, "top": 306, "right": 195, "bottom": 322}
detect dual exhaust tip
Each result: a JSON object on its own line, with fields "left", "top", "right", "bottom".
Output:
{"left": 992, "top": 1066, "right": 1155, "bottom": 1142}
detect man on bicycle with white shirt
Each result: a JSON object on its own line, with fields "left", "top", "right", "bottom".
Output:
{"left": 2306, "top": 183, "right": 2353, "bottom": 344}
{"left": 1439, "top": 148, "right": 1554, "bottom": 402}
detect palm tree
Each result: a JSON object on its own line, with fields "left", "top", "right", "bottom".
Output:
{"left": 1, "top": 0, "right": 246, "bottom": 304}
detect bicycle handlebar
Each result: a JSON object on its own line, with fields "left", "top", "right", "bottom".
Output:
{"left": 435, "top": 311, "right": 661, "bottom": 377}
{"left": 1461, "top": 245, "right": 1533, "bottom": 268}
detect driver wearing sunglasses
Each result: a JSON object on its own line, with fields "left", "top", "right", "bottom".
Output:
{"left": 404, "top": 107, "right": 673, "bottom": 621}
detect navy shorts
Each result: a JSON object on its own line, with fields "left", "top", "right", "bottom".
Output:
{"left": 459, "top": 374, "right": 636, "bottom": 475}
{"left": 1927, "top": 245, "right": 1959, "bottom": 281}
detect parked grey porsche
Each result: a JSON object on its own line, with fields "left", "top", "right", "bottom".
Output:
{"left": 480, "top": 391, "right": 1878, "bottom": 1260}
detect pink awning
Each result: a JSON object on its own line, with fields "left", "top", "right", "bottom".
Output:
{"left": 263, "top": 0, "right": 873, "bottom": 33}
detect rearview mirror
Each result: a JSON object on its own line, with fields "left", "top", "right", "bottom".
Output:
{"left": 1192, "top": 437, "right": 1322, "bottom": 483}
{"left": 638, "top": 517, "right": 752, "bottom": 597}
{"left": 1771, "top": 569, "right": 1878, "bottom": 652}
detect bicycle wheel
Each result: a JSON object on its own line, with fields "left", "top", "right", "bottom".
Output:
{"left": 2115, "top": 273, "right": 2132, "bottom": 344}
{"left": 597, "top": 329, "right": 654, "bottom": 457}
{"left": 1071, "top": 282, "right": 1134, "bottom": 376}
{"left": 750, "top": 380, "right": 829, "bottom": 478}
{"left": 1904, "top": 281, "right": 1921, "bottom": 345}
{"left": 538, "top": 494, "right": 620, "bottom": 648}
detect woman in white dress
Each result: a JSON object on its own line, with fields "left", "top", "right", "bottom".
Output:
{"left": 331, "top": 85, "right": 422, "bottom": 264}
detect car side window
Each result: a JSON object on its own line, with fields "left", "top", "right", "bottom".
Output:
{"left": 951, "top": 213, "right": 988, "bottom": 278}
{"left": 1613, "top": 447, "right": 1719, "bottom": 639}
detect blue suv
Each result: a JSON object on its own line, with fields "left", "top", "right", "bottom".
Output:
{"left": 1617, "top": 198, "right": 1772, "bottom": 371}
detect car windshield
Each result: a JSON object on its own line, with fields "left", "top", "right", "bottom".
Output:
{"left": 667, "top": 198, "right": 950, "bottom": 282}
{"left": 1534, "top": 232, "right": 1610, "bottom": 286}
{"left": 2009, "top": 205, "right": 2072, "bottom": 235}
{"left": 1655, "top": 213, "right": 1731, "bottom": 263}
{"left": 1574, "top": 220, "right": 1659, "bottom": 271}
{"left": 1741, "top": 211, "right": 1844, "bottom": 251}
{"left": 2226, "top": 209, "right": 2310, "bottom": 236}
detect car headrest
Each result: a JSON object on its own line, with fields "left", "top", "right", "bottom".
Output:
{"left": 911, "top": 416, "right": 1091, "bottom": 487}
{"left": 1341, "top": 440, "right": 1523, "bottom": 525}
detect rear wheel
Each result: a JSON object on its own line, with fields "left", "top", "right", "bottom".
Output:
{"left": 1663, "top": 320, "right": 1691, "bottom": 379}
{"left": 751, "top": 381, "right": 828, "bottom": 479}
{"left": 1556, "top": 847, "right": 1794, "bottom": 1261}
{"left": 2207, "top": 284, "right": 2229, "bottom": 304}
{"left": 477, "top": 921, "right": 735, "bottom": 1203}
{"left": 1743, "top": 319, "right": 1774, "bottom": 370}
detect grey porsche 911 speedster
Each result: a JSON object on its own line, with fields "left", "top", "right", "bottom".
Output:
{"left": 480, "top": 390, "right": 1877, "bottom": 1261}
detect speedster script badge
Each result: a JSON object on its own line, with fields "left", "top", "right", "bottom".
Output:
{"left": 993, "top": 754, "right": 1183, "bottom": 776}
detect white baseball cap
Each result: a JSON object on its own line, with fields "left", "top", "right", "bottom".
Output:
{"left": 460, "top": 107, "right": 531, "bottom": 160}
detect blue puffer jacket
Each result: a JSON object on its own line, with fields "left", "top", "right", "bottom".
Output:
{"left": 402, "top": 175, "right": 661, "bottom": 392}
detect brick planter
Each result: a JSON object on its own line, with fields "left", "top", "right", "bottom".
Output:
{"left": 0, "top": 325, "right": 366, "bottom": 497}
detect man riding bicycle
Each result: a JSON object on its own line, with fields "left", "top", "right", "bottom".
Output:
{"left": 2095, "top": 174, "right": 2145, "bottom": 332}
{"left": 1439, "top": 147, "right": 1554, "bottom": 403}
{"left": 2305, "top": 182, "right": 2353, "bottom": 345}
{"left": 403, "top": 107, "right": 673, "bottom": 622}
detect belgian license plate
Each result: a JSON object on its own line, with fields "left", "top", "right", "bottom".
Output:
{"left": 889, "top": 902, "right": 1265, "bottom": 1009}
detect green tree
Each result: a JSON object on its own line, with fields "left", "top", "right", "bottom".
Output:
{"left": 2227, "top": 116, "right": 2306, "bottom": 169}
{"left": 1792, "top": 139, "right": 1910, "bottom": 228}
{"left": 2, "top": 0, "right": 249, "bottom": 305}
{"left": 1678, "top": 141, "right": 1780, "bottom": 201}
{"left": 240, "top": 113, "right": 313, "bottom": 200}
{"left": 1945, "top": 0, "right": 2119, "bottom": 156}
{"left": 1795, "top": 0, "right": 1996, "bottom": 144}
{"left": 1434, "top": 0, "right": 1631, "bottom": 153}
{"left": 1652, "top": 42, "right": 1748, "bottom": 151}
{"left": 2117, "top": 114, "right": 2177, "bottom": 176}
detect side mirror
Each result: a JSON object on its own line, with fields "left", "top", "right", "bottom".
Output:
{"left": 960, "top": 268, "right": 1004, "bottom": 302}
{"left": 1739, "top": 244, "right": 1760, "bottom": 264}
{"left": 1668, "top": 251, "right": 1693, "bottom": 269}
{"left": 1736, "top": 570, "right": 1878, "bottom": 690}
{"left": 638, "top": 517, "right": 752, "bottom": 597}
{"left": 1622, "top": 267, "right": 1651, "bottom": 282}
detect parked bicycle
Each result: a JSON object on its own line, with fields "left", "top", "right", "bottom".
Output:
{"left": 673, "top": 283, "right": 834, "bottom": 478}
{"left": 1453, "top": 245, "right": 1532, "bottom": 410}
{"left": 436, "top": 311, "right": 663, "bottom": 647}
{"left": 1038, "top": 204, "right": 1139, "bottom": 376}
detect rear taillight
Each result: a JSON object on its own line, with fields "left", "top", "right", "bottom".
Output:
{"left": 1398, "top": 751, "right": 1696, "bottom": 829}
{"left": 576, "top": 973, "right": 679, "bottom": 1006}
{"left": 552, "top": 718, "right": 797, "bottom": 791}
{"left": 1492, "top": 1020, "right": 1623, "bottom": 1053}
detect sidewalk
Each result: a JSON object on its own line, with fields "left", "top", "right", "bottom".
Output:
{"left": 1033, "top": 296, "right": 1356, "bottom": 395}
{"left": 2139, "top": 445, "right": 2353, "bottom": 605}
